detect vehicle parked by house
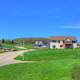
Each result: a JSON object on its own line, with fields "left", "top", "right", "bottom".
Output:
{"left": 49, "top": 36, "right": 77, "bottom": 49}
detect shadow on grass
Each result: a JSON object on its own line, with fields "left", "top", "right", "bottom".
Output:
{"left": 72, "top": 65, "right": 80, "bottom": 80}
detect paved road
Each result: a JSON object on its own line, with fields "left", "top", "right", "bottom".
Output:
{"left": 0, "top": 49, "right": 34, "bottom": 67}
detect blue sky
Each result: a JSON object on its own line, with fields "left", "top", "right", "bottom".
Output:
{"left": 0, "top": 0, "right": 80, "bottom": 41}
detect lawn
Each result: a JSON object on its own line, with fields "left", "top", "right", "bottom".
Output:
{"left": 0, "top": 59, "right": 77, "bottom": 80}
{"left": 16, "top": 49, "right": 80, "bottom": 61}
{"left": 3, "top": 44, "right": 15, "bottom": 49}
{"left": 0, "top": 44, "right": 18, "bottom": 53}
{"left": 23, "top": 43, "right": 34, "bottom": 49}
{"left": 0, "top": 49, "right": 80, "bottom": 80}
{"left": 3, "top": 44, "right": 26, "bottom": 50}
{"left": 16, "top": 43, "right": 34, "bottom": 49}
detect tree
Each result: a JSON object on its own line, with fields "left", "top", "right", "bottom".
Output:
{"left": 1, "top": 39, "right": 5, "bottom": 43}
{"left": 11, "top": 40, "right": 15, "bottom": 44}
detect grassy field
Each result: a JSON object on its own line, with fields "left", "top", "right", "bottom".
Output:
{"left": 23, "top": 43, "right": 34, "bottom": 49}
{"left": 0, "top": 49, "right": 80, "bottom": 80}
{"left": 0, "top": 44, "right": 18, "bottom": 54}
{"left": 16, "top": 43, "right": 34, "bottom": 49}
{"left": 0, "top": 59, "right": 76, "bottom": 80}
{"left": 16, "top": 49, "right": 80, "bottom": 61}
{"left": 3, "top": 44, "right": 26, "bottom": 50}
{"left": 3, "top": 44, "right": 15, "bottom": 48}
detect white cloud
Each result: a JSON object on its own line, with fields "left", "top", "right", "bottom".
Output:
{"left": 60, "top": 26, "right": 80, "bottom": 29}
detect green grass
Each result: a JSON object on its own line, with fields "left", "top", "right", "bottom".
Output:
{"left": 3, "top": 44, "right": 25, "bottom": 50}
{"left": 23, "top": 43, "right": 34, "bottom": 49}
{"left": 0, "top": 44, "right": 17, "bottom": 53}
{"left": 17, "top": 43, "right": 36, "bottom": 49}
{"left": 1, "top": 49, "right": 80, "bottom": 80}
{"left": 0, "top": 59, "right": 78, "bottom": 80}
{"left": 0, "top": 49, "right": 5, "bottom": 54}
{"left": 3, "top": 44, "right": 14, "bottom": 48}
{"left": 3, "top": 44, "right": 18, "bottom": 49}
{"left": 16, "top": 49, "right": 80, "bottom": 61}
{"left": 72, "top": 64, "right": 80, "bottom": 80}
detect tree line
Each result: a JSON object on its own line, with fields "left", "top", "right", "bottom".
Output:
{"left": 1, "top": 39, "right": 15, "bottom": 44}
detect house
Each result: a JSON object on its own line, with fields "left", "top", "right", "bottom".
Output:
{"left": 34, "top": 41, "right": 48, "bottom": 48}
{"left": 49, "top": 36, "right": 77, "bottom": 49}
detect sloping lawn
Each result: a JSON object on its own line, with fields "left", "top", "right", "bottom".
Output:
{"left": 0, "top": 59, "right": 79, "bottom": 80}
{"left": 0, "top": 49, "right": 80, "bottom": 80}
{"left": 16, "top": 49, "right": 80, "bottom": 61}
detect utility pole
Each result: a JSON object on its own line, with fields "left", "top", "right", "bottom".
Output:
{"left": 23, "top": 40, "right": 24, "bottom": 47}
{"left": 20, "top": 53, "right": 24, "bottom": 61}
{"left": 22, "top": 53, "right": 24, "bottom": 61}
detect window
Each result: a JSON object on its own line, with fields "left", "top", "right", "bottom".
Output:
{"left": 58, "top": 40, "right": 60, "bottom": 43}
{"left": 72, "top": 41, "right": 77, "bottom": 43}
{"left": 53, "top": 45, "right": 56, "bottom": 48}
{"left": 63, "top": 41, "right": 65, "bottom": 43}
{"left": 52, "top": 40, "right": 57, "bottom": 42}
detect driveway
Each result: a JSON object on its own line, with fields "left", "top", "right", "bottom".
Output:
{"left": 15, "top": 46, "right": 27, "bottom": 49}
{"left": 0, "top": 49, "right": 34, "bottom": 67}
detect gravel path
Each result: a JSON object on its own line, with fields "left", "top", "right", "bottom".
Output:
{"left": 0, "top": 49, "right": 34, "bottom": 67}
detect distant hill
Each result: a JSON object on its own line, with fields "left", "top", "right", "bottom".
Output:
{"left": 14, "top": 38, "right": 49, "bottom": 43}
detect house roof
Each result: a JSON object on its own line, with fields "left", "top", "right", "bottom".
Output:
{"left": 49, "top": 36, "right": 77, "bottom": 41}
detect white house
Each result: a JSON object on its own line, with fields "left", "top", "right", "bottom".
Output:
{"left": 34, "top": 41, "right": 47, "bottom": 48}
{"left": 49, "top": 36, "right": 77, "bottom": 49}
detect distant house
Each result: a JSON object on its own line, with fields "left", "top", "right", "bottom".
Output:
{"left": 34, "top": 41, "right": 47, "bottom": 48}
{"left": 49, "top": 36, "right": 77, "bottom": 49}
